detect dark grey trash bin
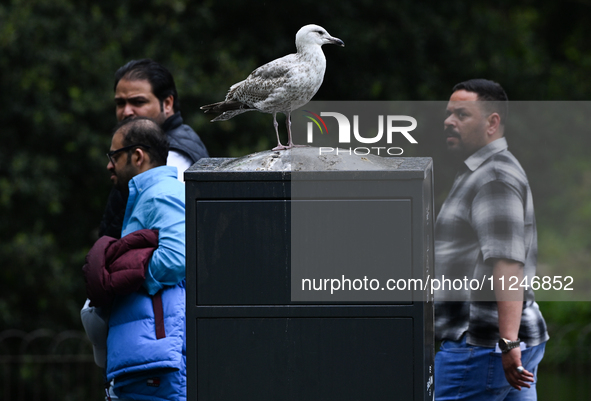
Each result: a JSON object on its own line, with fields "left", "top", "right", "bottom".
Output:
{"left": 185, "top": 149, "right": 435, "bottom": 400}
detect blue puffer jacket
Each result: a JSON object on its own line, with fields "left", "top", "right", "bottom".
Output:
{"left": 107, "top": 281, "right": 186, "bottom": 401}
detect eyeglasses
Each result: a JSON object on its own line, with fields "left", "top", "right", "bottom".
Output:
{"left": 106, "top": 144, "right": 151, "bottom": 165}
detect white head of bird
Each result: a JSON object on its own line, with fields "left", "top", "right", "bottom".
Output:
{"left": 295, "top": 24, "right": 345, "bottom": 52}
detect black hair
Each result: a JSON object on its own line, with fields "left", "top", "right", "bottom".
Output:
{"left": 114, "top": 59, "right": 180, "bottom": 112}
{"left": 452, "top": 78, "right": 508, "bottom": 124}
{"left": 113, "top": 117, "right": 169, "bottom": 166}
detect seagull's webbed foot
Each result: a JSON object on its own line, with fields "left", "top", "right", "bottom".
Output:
{"left": 272, "top": 144, "right": 290, "bottom": 151}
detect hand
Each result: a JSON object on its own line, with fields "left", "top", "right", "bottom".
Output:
{"left": 501, "top": 347, "right": 534, "bottom": 390}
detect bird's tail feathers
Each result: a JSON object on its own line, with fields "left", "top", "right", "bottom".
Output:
{"left": 210, "top": 109, "right": 255, "bottom": 122}
{"left": 201, "top": 100, "right": 254, "bottom": 113}
{"left": 201, "top": 100, "right": 257, "bottom": 122}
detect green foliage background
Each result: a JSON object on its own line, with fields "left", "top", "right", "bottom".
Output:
{"left": 1, "top": 0, "right": 590, "bottom": 372}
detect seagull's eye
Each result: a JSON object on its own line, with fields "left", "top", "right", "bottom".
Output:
{"left": 316, "top": 30, "right": 324, "bottom": 35}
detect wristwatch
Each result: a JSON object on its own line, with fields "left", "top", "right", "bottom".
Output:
{"left": 498, "top": 338, "right": 521, "bottom": 353}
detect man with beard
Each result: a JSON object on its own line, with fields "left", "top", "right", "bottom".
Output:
{"left": 85, "top": 117, "right": 186, "bottom": 400}
{"left": 434, "top": 79, "right": 549, "bottom": 400}
{"left": 100, "top": 58, "right": 209, "bottom": 239}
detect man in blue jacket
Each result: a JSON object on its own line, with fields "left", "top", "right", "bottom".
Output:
{"left": 108, "top": 117, "right": 186, "bottom": 296}
{"left": 90, "top": 117, "right": 187, "bottom": 401}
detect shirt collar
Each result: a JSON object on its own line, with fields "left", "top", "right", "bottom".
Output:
{"left": 161, "top": 111, "right": 183, "bottom": 133}
{"left": 128, "top": 165, "right": 178, "bottom": 194}
{"left": 463, "top": 137, "right": 508, "bottom": 172}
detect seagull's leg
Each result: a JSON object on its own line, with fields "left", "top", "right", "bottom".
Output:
{"left": 272, "top": 112, "right": 288, "bottom": 151}
{"left": 286, "top": 111, "right": 308, "bottom": 148}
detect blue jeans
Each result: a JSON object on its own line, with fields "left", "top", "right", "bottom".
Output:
{"left": 435, "top": 335, "right": 546, "bottom": 400}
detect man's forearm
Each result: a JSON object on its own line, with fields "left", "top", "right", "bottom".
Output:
{"left": 493, "top": 258, "right": 524, "bottom": 339}
{"left": 493, "top": 258, "right": 534, "bottom": 390}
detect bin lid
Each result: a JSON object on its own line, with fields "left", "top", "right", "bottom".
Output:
{"left": 185, "top": 148, "right": 431, "bottom": 181}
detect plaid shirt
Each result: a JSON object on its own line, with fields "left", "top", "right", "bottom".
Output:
{"left": 434, "top": 137, "right": 549, "bottom": 347}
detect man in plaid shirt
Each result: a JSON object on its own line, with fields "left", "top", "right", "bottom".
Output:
{"left": 434, "top": 79, "right": 549, "bottom": 400}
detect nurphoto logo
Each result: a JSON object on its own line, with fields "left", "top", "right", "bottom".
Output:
{"left": 303, "top": 110, "right": 418, "bottom": 156}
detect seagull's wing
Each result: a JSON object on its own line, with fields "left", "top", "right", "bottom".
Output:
{"left": 250, "top": 54, "right": 295, "bottom": 80}
{"left": 226, "top": 54, "right": 298, "bottom": 106}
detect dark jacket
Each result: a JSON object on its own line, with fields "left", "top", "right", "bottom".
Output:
{"left": 162, "top": 111, "right": 209, "bottom": 162}
{"left": 99, "top": 112, "right": 208, "bottom": 239}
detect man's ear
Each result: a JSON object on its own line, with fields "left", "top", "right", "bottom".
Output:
{"left": 162, "top": 95, "right": 174, "bottom": 117}
{"left": 132, "top": 148, "right": 151, "bottom": 169}
{"left": 487, "top": 113, "right": 501, "bottom": 136}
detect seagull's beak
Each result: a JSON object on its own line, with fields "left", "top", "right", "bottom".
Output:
{"left": 328, "top": 36, "right": 345, "bottom": 47}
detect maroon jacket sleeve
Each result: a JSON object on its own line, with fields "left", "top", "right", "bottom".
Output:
{"left": 82, "top": 229, "right": 158, "bottom": 307}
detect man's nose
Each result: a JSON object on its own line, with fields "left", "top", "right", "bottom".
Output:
{"left": 444, "top": 114, "right": 455, "bottom": 128}
{"left": 122, "top": 104, "right": 135, "bottom": 118}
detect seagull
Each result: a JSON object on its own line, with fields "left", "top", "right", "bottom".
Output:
{"left": 201, "top": 24, "right": 344, "bottom": 150}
